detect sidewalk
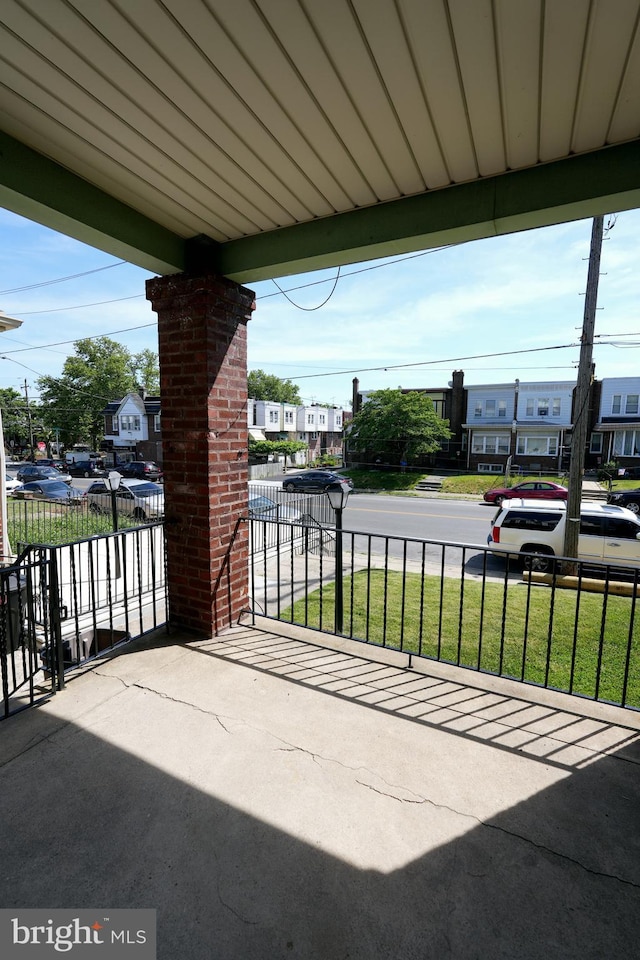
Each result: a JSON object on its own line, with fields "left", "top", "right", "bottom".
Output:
{"left": 1, "top": 619, "right": 639, "bottom": 959}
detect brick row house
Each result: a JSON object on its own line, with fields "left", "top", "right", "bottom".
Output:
{"left": 352, "top": 370, "right": 640, "bottom": 474}
{"left": 249, "top": 399, "right": 347, "bottom": 463}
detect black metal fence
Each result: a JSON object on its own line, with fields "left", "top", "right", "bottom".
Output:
{"left": 7, "top": 495, "right": 163, "bottom": 548}
{"left": 1, "top": 523, "right": 167, "bottom": 720}
{"left": 249, "top": 519, "right": 640, "bottom": 710}
{"left": 249, "top": 484, "right": 335, "bottom": 527}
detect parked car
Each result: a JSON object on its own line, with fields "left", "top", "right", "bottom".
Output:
{"left": 14, "top": 479, "right": 84, "bottom": 503}
{"left": 283, "top": 471, "right": 353, "bottom": 494}
{"left": 487, "top": 498, "right": 640, "bottom": 572}
{"left": 118, "top": 460, "right": 163, "bottom": 482}
{"left": 67, "top": 460, "right": 105, "bottom": 478}
{"left": 17, "top": 464, "right": 72, "bottom": 484}
{"left": 84, "top": 478, "right": 164, "bottom": 521}
{"left": 483, "top": 480, "right": 568, "bottom": 505}
{"left": 249, "top": 495, "right": 301, "bottom": 521}
{"left": 607, "top": 487, "right": 640, "bottom": 514}
{"left": 5, "top": 474, "right": 23, "bottom": 495}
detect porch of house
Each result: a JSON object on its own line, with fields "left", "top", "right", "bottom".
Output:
{"left": 1, "top": 615, "right": 639, "bottom": 959}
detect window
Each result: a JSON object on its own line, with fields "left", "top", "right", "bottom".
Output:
{"left": 524, "top": 397, "right": 561, "bottom": 417}
{"left": 498, "top": 399, "right": 506, "bottom": 417}
{"left": 474, "top": 400, "right": 482, "bottom": 418}
{"left": 285, "top": 411, "right": 293, "bottom": 424}
{"left": 319, "top": 414, "right": 326, "bottom": 425}
{"left": 335, "top": 415, "right": 342, "bottom": 426}
{"left": 612, "top": 395, "right": 622, "bottom": 414}
{"left": 626, "top": 395, "right": 639, "bottom": 415}
{"left": 485, "top": 400, "right": 496, "bottom": 416}
{"left": 604, "top": 517, "right": 640, "bottom": 539}
{"left": 307, "top": 414, "right": 314, "bottom": 425}
{"left": 502, "top": 511, "right": 562, "bottom": 532}
{"left": 120, "top": 415, "right": 140, "bottom": 431}
{"left": 516, "top": 436, "right": 558, "bottom": 456}
{"left": 471, "top": 434, "right": 510, "bottom": 454}
{"left": 269, "top": 410, "right": 278, "bottom": 423}
{"left": 579, "top": 516, "right": 603, "bottom": 537}
{"left": 613, "top": 430, "right": 640, "bottom": 457}
{"left": 590, "top": 433, "right": 603, "bottom": 454}
{"left": 153, "top": 414, "right": 161, "bottom": 432}
{"left": 111, "top": 415, "right": 118, "bottom": 432}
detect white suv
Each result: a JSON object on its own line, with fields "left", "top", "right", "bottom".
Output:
{"left": 488, "top": 498, "right": 640, "bottom": 572}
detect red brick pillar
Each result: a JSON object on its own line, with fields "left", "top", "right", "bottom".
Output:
{"left": 146, "top": 272, "right": 255, "bottom": 637}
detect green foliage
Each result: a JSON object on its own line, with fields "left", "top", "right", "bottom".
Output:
{"left": 248, "top": 369, "right": 301, "bottom": 404}
{"left": 249, "top": 438, "right": 307, "bottom": 462}
{"left": 348, "top": 389, "right": 452, "bottom": 463}
{"left": 0, "top": 387, "right": 30, "bottom": 451}
{"left": 36, "top": 337, "right": 158, "bottom": 449}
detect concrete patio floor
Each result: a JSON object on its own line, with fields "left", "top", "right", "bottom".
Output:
{"left": 1, "top": 616, "right": 639, "bottom": 959}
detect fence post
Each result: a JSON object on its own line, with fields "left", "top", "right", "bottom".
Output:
{"left": 48, "top": 550, "right": 65, "bottom": 691}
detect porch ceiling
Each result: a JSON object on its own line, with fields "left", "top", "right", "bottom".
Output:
{"left": 1, "top": 1, "right": 640, "bottom": 282}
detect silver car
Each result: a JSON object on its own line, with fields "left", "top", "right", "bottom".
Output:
{"left": 84, "top": 478, "right": 164, "bottom": 521}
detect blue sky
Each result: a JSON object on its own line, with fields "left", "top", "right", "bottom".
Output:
{"left": 0, "top": 206, "right": 638, "bottom": 409}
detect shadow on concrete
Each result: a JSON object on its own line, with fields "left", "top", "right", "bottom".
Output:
{"left": 0, "top": 623, "right": 638, "bottom": 959}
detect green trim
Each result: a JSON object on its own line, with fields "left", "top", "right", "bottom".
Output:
{"left": 0, "top": 132, "right": 186, "bottom": 274}
{"left": 218, "top": 141, "right": 640, "bottom": 282}
{"left": 1, "top": 130, "right": 639, "bottom": 282}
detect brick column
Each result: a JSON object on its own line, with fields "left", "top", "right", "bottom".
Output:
{"left": 146, "top": 272, "right": 254, "bottom": 637}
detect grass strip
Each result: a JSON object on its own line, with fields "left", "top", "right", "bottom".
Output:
{"left": 285, "top": 569, "right": 640, "bottom": 708}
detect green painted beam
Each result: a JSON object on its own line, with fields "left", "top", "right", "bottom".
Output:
{"left": 0, "top": 131, "right": 186, "bottom": 275}
{"left": 218, "top": 140, "right": 640, "bottom": 283}
{"left": 1, "top": 128, "right": 639, "bottom": 284}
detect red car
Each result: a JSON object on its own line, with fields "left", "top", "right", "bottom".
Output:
{"left": 483, "top": 480, "right": 568, "bottom": 505}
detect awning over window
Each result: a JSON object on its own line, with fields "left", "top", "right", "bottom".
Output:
{"left": 249, "top": 429, "right": 266, "bottom": 441}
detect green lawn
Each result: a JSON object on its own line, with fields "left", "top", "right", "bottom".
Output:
{"left": 285, "top": 569, "right": 639, "bottom": 708}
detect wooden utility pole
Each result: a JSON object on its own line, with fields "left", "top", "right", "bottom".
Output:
{"left": 23, "top": 378, "right": 35, "bottom": 461}
{"left": 563, "top": 215, "right": 604, "bottom": 563}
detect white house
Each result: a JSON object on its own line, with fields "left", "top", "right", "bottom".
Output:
{"left": 592, "top": 377, "right": 640, "bottom": 466}
{"left": 465, "top": 380, "right": 575, "bottom": 473}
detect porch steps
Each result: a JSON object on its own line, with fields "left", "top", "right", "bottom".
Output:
{"left": 580, "top": 484, "right": 609, "bottom": 502}
{"left": 415, "top": 476, "right": 444, "bottom": 492}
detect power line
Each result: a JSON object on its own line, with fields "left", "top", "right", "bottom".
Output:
{"left": 0, "top": 260, "right": 127, "bottom": 295}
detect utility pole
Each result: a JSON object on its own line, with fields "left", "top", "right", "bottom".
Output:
{"left": 563, "top": 215, "right": 604, "bottom": 564}
{"left": 23, "top": 378, "right": 35, "bottom": 461}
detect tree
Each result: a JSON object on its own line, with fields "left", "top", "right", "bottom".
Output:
{"left": 347, "top": 389, "right": 452, "bottom": 463}
{"left": 0, "top": 387, "right": 30, "bottom": 453}
{"left": 132, "top": 348, "right": 160, "bottom": 393}
{"left": 37, "top": 337, "right": 157, "bottom": 449}
{"left": 248, "top": 369, "right": 301, "bottom": 404}
{"left": 249, "top": 438, "right": 307, "bottom": 468}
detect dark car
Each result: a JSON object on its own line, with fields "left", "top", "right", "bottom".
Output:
{"left": 483, "top": 480, "right": 568, "bottom": 505}
{"left": 607, "top": 487, "right": 640, "bottom": 514}
{"left": 17, "top": 464, "right": 72, "bottom": 484}
{"left": 283, "top": 470, "right": 353, "bottom": 494}
{"left": 67, "top": 460, "right": 105, "bottom": 478}
{"left": 15, "top": 479, "right": 83, "bottom": 503}
{"left": 118, "top": 460, "right": 163, "bottom": 482}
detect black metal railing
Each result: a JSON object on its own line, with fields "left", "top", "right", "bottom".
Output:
{"left": 249, "top": 518, "right": 640, "bottom": 710}
{"left": 7, "top": 494, "right": 164, "bottom": 547}
{"left": 249, "top": 484, "right": 335, "bottom": 527}
{"left": 1, "top": 523, "right": 167, "bottom": 720}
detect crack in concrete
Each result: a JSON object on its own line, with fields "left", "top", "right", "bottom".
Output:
{"left": 90, "top": 671, "right": 640, "bottom": 891}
